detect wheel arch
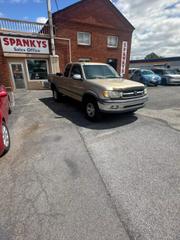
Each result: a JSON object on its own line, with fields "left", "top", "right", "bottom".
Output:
{"left": 82, "top": 91, "right": 98, "bottom": 103}
{"left": 0, "top": 112, "right": 5, "bottom": 124}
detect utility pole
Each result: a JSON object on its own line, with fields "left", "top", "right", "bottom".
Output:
{"left": 46, "top": 0, "right": 60, "bottom": 74}
{"left": 47, "top": 0, "right": 55, "bottom": 56}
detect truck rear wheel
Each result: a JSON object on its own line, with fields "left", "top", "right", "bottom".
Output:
{"left": 84, "top": 98, "right": 101, "bottom": 121}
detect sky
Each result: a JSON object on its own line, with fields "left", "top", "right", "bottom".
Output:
{"left": 0, "top": 0, "right": 180, "bottom": 59}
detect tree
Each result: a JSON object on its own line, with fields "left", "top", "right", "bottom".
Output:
{"left": 144, "top": 52, "right": 162, "bottom": 60}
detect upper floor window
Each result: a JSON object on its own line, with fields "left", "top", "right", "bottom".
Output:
{"left": 77, "top": 32, "right": 91, "bottom": 46}
{"left": 107, "top": 36, "right": 118, "bottom": 48}
{"left": 79, "top": 58, "right": 91, "bottom": 62}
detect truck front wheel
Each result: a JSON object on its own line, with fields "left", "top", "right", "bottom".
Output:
{"left": 84, "top": 98, "right": 101, "bottom": 121}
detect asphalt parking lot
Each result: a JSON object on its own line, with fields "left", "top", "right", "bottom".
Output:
{"left": 0, "top": 86, "right": 180, "bottom": 240}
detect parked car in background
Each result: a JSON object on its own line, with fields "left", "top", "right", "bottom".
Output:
{"left": 0, "top": 85, "right": 10, "bottom": 157}
{"left": 152, "top": 68, "right": 180, "bottom": 85}
{"left": 128, "top": 68, "right": 139, "bottom": 79}
{"left": 130, "top": 69, "right": 161, "bottom": 86}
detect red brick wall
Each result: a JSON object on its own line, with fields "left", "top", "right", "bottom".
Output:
{"left": 0, "top": 41, "right": 12, "bottom": 91}
{"left": 53, "top": 0, "right": 134, "bottom": 77}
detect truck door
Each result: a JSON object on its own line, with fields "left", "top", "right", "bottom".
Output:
{"left": 56, "top": 64, "right": 71, "bottom": 94}
{"left": 68, "top": 64, "right": 85, "bottom": 101}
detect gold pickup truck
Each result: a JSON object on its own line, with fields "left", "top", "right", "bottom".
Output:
{"left": 48, "top": 62, "right": 148, "bottom": 121}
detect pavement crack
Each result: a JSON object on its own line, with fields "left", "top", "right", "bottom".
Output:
{"left": 138, "top": 113, "right": 180, "bottom": 133}
{"left": 76, "top": 126, "right": 134, "bottom": 240}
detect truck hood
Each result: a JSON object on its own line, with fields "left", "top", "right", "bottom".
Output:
{"left": 88, "top": 78, "right": 144, "bottom": 90}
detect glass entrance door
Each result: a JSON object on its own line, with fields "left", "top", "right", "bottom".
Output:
{"left": 10, "top": 63, "right": 26, "bottom": 89}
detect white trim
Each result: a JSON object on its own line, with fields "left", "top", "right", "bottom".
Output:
{"left": 77, "top": 32, "right": 91, "bottom": 46}
{"left": 25, "top": 58, "right": 49, "bottom": 82}
{"left": 8, "top": 62, "right": 27, "bottom": 90}
{"left": 55, "top": 37, "right": 72, "bottom": 62}
{"left": 4, "top": 53, "right": 50, "bottom": 58}
{"left": 120, "top": 41, "right": 128, "bottom": 76}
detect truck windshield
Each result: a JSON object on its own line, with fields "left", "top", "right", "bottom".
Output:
{"left": 83, "top": 65, "right": 119, "bottom": 79}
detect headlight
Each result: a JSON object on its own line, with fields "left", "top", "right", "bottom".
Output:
{"left": 144, "top": 88, "right": 148, "bottom": 95}
{"left": 103, "top": 90, "right": 122, "bottom": 99}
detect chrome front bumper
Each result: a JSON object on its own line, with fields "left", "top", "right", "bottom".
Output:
{"left": 98, "top": 95, "right": 148, "bottom": 113}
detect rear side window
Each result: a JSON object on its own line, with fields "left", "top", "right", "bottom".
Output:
{"left": 64, "top": 64, "right": 71, "bottom": 77}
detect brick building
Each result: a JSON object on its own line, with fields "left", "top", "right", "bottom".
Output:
{"left": 0, "top": 0, "right": 134, "bottom": 92}
{"left": 53, "top": 0, "right": 134, "bottom": 77}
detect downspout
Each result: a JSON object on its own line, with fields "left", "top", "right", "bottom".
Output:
{"left": 55, "top": 37, "right": 72, "bottom": 63}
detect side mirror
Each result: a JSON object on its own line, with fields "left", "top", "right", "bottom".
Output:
{"left": 56, "top": 72, "right": 63, "bottom": 77}
{"left": 73, "top": 74, "right": 82, "bottom": 80}
{"left": 0, "top": 90, "right": 7, "bottom": 98}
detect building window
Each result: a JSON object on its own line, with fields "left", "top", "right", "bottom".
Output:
{"left": 77, "top": 32, "right": 91, "bottom": 46}
{"left": 107, "top": 36, "right": 118, "bottom": 48}
{"left": 27, "top": 59, "right": 48, "bottom": 80}
{"left": 78, "top": 58, "right": 91, "bottom": 62}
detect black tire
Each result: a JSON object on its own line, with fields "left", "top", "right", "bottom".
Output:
{"left": 84, "top": 98, "right": 101, "bottom": 121}
{"left": 52, "top": 88, "right": 62, "bottom": 102}
{"left": 1, "top": 122, "right": 10, "bottom": 156}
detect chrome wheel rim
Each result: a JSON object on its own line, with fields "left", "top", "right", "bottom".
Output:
{"left": 86, "top": 103, "right": 95, "bottom": 118}
{"left": 2, "top": 124, "right": 9, "bottom": 148}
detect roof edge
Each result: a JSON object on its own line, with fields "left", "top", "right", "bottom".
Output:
{"left": 53, "top": 0, "right": 135, "bottom": 30}
{"left": 130, "top": 56, "right": 180, "bottom": 63}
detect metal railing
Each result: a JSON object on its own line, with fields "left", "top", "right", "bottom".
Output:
{"left": 0, "top": 17, "right": 51, "bottom": 37}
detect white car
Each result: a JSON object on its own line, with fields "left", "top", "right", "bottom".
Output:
{"left": 152, "top": 68, "right": 180, "bottom": 85}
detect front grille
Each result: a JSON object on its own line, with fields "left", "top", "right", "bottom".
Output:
{"left": 122, "top": 87, "right": 144, "bottom": 99}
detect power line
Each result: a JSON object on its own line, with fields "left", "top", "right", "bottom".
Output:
{"left": 55, "top": 0, "right": 59, "bottom": 10}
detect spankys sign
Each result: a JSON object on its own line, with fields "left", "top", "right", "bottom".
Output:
{"left": 0, "top": 36, "right": 49, "bottom": 54}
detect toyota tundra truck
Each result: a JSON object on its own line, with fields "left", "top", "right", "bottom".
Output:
{"left": 48, "top": 62, "right": 148, "bottom": 121}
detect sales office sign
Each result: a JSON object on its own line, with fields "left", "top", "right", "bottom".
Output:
{"left": 0, "top": 36, "right": 49, "bottom": 54}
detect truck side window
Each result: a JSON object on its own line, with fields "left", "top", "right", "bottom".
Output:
{"left": 70, "top": 65, "right": 82, "bottom": 78}
{"left": 64, "top": 64, "right": 71, "bottom": 77}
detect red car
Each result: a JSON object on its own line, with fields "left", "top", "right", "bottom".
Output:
{"left": 0, "top": 85, "right": 10, "bottom": 157}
